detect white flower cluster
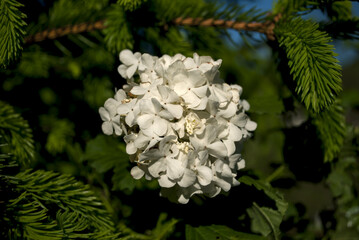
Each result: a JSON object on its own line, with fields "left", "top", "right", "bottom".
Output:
{"left": 99, "top": 49, "right": 257, "bottom": 204}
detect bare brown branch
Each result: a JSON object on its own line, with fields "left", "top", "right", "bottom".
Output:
{"left": 24, "top": 15, "right": 281, "bottom": 44}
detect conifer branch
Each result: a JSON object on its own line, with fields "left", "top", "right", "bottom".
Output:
{"left": 24, "top": 16, "right": 281, "bottom": 44}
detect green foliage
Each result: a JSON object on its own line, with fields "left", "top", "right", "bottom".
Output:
{"left": 40, "top": 117, "right": 75, "bottom": 155}
{"left": 83, "top": 76, "right": 114, "bottom": 109}
{"left": 247, "top": 204, "right": 282, "bottom": 240}
{"left": 17, "top": 51, "right": 54, "bottom": 78}
{"left": 325, "top": 0, "right": 352, "bottom": 21}
{"left": 103, "top": 4, "right": 133, "bottom": 53}
{"left": 239, "top": 176, "right": 288, "bottom": 216}
{"left": 118, "top": 0, "right": 146, "bottom": 11}
{"left": 239, "top": 176, "right": 288, "bottom": 239}
{"left": 0, "top": 0, "right": 27, "bottom": 68}
{"left": 0, "top": 101, "right": 35, "bottom": 166}
{"left": 1, "top": 167, "right": 118, "bottom": 239}
{"left": 120, "top": 213, "right": 177, "bottom": 240}
{"left": 83, "top": 135, "right": 128, "bottom": 173}
{"left": 312, "top": 100, "right": 346, "bottom": 162}
{"left": 327, "top": 155, "right": 359, "bottom": 238}
{"left": 48, "top": 0, "right": 109, "bottom": 28}
{"left": 185, "top": 225, "right": 265, "bottom": 240}
{"left": 247, "top": 96, "right": 284, "bottom": 114}
{"left": 276, "top": 17, "right": 342, "bottom": 112}
{"left": 323, "top": 17, "right": 359, "bottom": 39}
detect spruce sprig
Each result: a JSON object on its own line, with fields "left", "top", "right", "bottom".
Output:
{"left": 276, "top": 17, "right": 342, "bottom": 112}
{"left": 0, "top": 101, "right": 35, "bottom": 166}
{"left": 3, "top": 169, "right": 118, "bottom": 239}
{"left": 312, "top": 100, "right": 346, "bottom": 162}
{"left": 0, "top": 0, "right": 27, "bottom": 68}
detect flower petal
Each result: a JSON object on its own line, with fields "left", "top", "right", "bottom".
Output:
{"left": 137, "top": 114, "right": 153, "bottom": 129}
{"left": 178, "top": 169, "right": 196, "bottom": 187}
{"left": 167, "top": 158, "right": 185, "bottom": 180}
{"left": 102, "top": 121, "right": 113, "bottom": 135}
{"left": 229, "top": 123, "right": 243, "bottom": 142}
{"left": 126, "top": 65, "right": 137, "bottom": 79}
{"left": 130, "top": 166, "right": 145, "bottom": 179}
{"left": 158, "top": 175, "right": 176, "bottom": 188}
{"left": 148, "top": 159, "right": 166, "bottom": 178}
{"left": 208, "top": 141, "right": 227, "bottom": 158}
{"left": 223, "top": 139, "right": 236, "bottom": 156}
{"left": 197, "top": 166, "right": 213, "bottom": 186}
{"left": 99, "top": 107, "right": 110, "bottom": 121}
{"left": 120, "top": 49, "right": 138, "bottom": 65}
{"left": 131, "top": 86, "right": 146, "bottom": 96}
{"left": 153, "top": 117, "right": 168, "bottom": 136}
{"left": 245, "top": 120, "right": 257, "bottom": 131}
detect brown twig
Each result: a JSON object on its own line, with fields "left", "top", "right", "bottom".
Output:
{"left": 173, "top": 16, "right": 280, "bottom": 40}
{"left": 24, "top": 20, "right": 106, "bottom": 44}
{"left": 24, "top": 15, "right": 281, "bottom": 44}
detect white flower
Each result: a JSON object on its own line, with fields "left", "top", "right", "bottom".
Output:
{"left": 99, "top": 96, "right": 122, "bottom": 135}
{"left": 118, "top": 50, "right": 144, "bottom": 79}
{"left": 99, "top": 49, "right": 257, "bottom": 204}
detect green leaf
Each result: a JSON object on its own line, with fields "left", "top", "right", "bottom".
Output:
{"left": 238, "top": 176, "right": 288, "bottom": 216}
{"left": 112, "top": 164, "right": 136, "bottom": 192}
{"left": 83, "top": 135, "right": 128, "bottom": 173}
{"left": 0, "top": 0, "right": 27, "bottom": 68}
{"left": 276, "top": 17, "right": 342, "bottom": 112}
{"left": 151, "top": 213, "right": 178, "bottom": 240}
{"left": 42, "top": 118, "right": 75, "bottom": 155}
{"left": 0, "top": 101, "right": 35, "bottom": 166}
{"left": 247, "top": 203, "right": 282, "bottom": 240}
{"left": 185, "top": 225, "right": 265, "bottom": 240}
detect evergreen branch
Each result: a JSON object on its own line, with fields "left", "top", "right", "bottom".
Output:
{"left": 322, "top": 18, "right": 359, "bottom": 39}
{"left": 2, "top": 169, "right": 119, "bottom": 239}
{"left": 275, "top": 17, "right": 342, "bottom": 112}
{"left": 312, "top": 100, "right": 346, "bottom": 162}
{"left": 0, "top": 101, "right": 35, "bottom": 166}
{"left": 0, "top": 0, "right": 27, "bottom": 68}
{"left": 24, "top": 15, "right": 281, "bottom": 44}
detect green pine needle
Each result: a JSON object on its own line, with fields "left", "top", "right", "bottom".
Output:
{"left": 0, "top": 101, "right": 35, "bottom": 166}
{"left": 312, "top": 100, "right": 346, "bottom": 162}
{"left": 103, "top": 4, "right": 133, "bottom": 53}
{"left": 276, "top": 17, "right": 342, "bottom": 112}
{"left": 0, "top": 0, "right": 27, "bottom": 68}
{"left": 3, "top": 169, "right": 118, "bottom": 239}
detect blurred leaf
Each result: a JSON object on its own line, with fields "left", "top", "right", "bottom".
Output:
{"left": 247, "top": 203, "right": 281, "bottom": 240}
{"left": 42, "top": 118, "right": 75, "bottom": 155}
{"left": 238, "top": 176, "right": 288, "bottom": 215}
{"left": 151, "top": 213, "right": 178, "bottom": 240}
{"left": 83, "top": 135, "right": 127, "bottom": 173}
{"left": 112, "top": 164, "right": 136, "bottom": 193}
{"left": 83, "top": 76, "right": 114, "bottom": 109}
{"left": 185, "top": 225, "right": 265, "bottom": 240}
{"left": 18, "top": 51, "right": 53, "bottom": 78}
{"left": 247, "top": 96, "right": 284, "bottom": 114}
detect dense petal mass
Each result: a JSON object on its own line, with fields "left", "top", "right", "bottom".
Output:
{"left": 99, "top": 49, "right": 256, "bottom": 204}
